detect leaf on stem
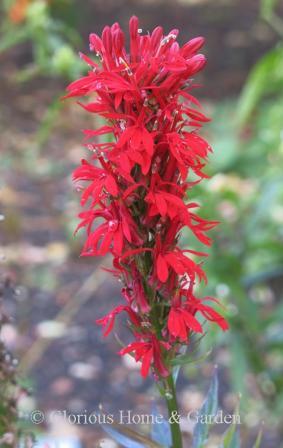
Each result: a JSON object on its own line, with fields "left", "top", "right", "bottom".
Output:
{"left": 102, "top": 422, "right": 164, "bottom": 448}
{"left": 150, "top": 403, "right": 171, "bottom": 448}
{"left": 192, "top": 367, "right": 219, "bottom": 448}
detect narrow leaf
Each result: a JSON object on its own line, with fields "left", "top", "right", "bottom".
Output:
{"left": 192, "top": 368, "right": 219, "bottom": 448}
{"left": 150, "top": 403, "right": 171, "bottom": 447}
{"left": 237, "top": 46, "right": 283, "bottom": 124}
{"left": 221, "top": 401, "right": 241, "bottom": 448}
{"left": 102, "top": 423, "right": 164, "bottom": 448}
{"left": 171, "top": 350, "right": 212, "bottom": 367}
{"left": 260, "top": 0, "right": 279, "bottom": 19}
{"left": 173, "top": 345, "right": 187, "bottom": 384}
{"left": 221, "top": 425, "right": 240, "bottom": 448}
{"left": 252, "top": 429, "right": 263, "bottom": 448}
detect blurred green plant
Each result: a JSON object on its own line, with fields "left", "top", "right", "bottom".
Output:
{"left": 190, "top": 98, "right": 283, "bottom": 413}
{"left": 0, "top": 0, "right": 84, "bottom": 80}
{"left": 0, "top": 278, "right": 18, "bottom": 444}
{"left": 182, "top": 0, "right": 283, "bottom": 429}
{"left": 101, "top": 371, "right": 262, "bottom": 448}
{"left": 0, "top": 0, "right": 86, "bottom": 150}
{"left": 237, "top": 0, "right": 283, "bottom": 124}
{"left": 0, "top": 273, "right": 35, "bottom": 446}
{"left": 260, "top": 0, "right": 283, "bottom": 38}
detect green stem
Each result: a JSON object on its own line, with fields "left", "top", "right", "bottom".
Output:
{"left": 164, "top": 374, "right": 183, "bottom": 448}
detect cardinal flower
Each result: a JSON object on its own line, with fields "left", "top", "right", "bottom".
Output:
{"left": 112, "top": 124, "right": 155, "bottom": 175}
{"left": 96, "top": 305, "right": 140, "bottom": 336}
{"left": 77, "top": 202, "right": 143, "bottom": 256}
{"left": 145, "top": 174, "right": 189, "bottom": 220}
{"left": 119, "top": 334, "right": 170, "bottom": 378}
{"left": 168, "top": 306, "right": 203, "bottom": 341}
{"left": 153, "top": 237, "right": 207, "bottom": 284}
{"left": 67, "top": 16, "right": 229, "bottom": 384}
{"left": 186, "top": 296, "right": 229, "bottom": 331}
{"left": 73, "top": 159, "right": 118, "bottom": 206}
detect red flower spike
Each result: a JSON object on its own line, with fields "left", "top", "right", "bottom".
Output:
{"left": 67, "top": 16, "right": 229, "bottom": 379}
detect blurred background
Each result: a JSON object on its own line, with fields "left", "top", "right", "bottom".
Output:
{"left": 0, "top": 0, "right": 283, "bottom": 447}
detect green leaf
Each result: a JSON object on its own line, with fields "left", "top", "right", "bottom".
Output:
{"left": 172, "top": 345, "right": 187, "bottom": 384}
{"left": 237, "top": 46, "right": 283, "bottom": 125}
{"left": 102, "top": 424, "right": 164, "bottom": 448}
{"left": 192, "top": 368, "right": 219, "bottom": 448}
{"left": 0, "top": 25, "right": 30, "bottom": 53}
{"left": 229, "top": 333, "right": 249, "bottom": 397}
{"left": 151, "top": 404, "right": 171, "bottom": 447}
{"left": 220, "top": 403, "right": 241, "bottom": 448}
{"left": 171, "top": 350, "right": 212, "bottom": 367}
{"left": 221, "top": 428, "right": 240, "bottom": 448}
{"left": 252, "top": 429, "right": 263, "bottom": 448}
{"left": 245, "top": 177, "right": 282, "bottom": 231}
{"left": 260, "top": 0, "right": 279, "bottom": 19}
{"left": 28, "top": 96, "right": 64, "bottom": 150}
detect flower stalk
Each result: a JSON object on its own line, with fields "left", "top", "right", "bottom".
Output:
{"left": 165, "top": 374, "right": 183, "bottom": 448}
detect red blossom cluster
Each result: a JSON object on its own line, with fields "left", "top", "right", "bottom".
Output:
{"left": 65, "top": 16, "right": 228, "bottom": 378}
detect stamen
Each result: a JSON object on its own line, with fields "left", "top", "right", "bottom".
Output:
{"left": 161, "top": 34, "right": 177, "bottom": 46}
{"left": 119, "top": 57, "right": 133, "bottom": 76}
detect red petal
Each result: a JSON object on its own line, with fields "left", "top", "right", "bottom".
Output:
{"left": 119, "top": 247, "right": 152, "bottom": 261}
{"left": 156, "top": 194, "right": 168, "bottom": 217}
{"left": 182, "top": 310, "right": 203, "bottom": 333}
{"left": 141, "top": 348, "right": 153, "bottom": 378}
{"left": 157, "top": 254, "right": 169, "bottom": 282}
{"left": 198, "top": 304, "right": 229, "bottom": 331}
{"left": 121, "top": 215, "right": 132, "bottom": 242}
{"left": 98, "top": 231, "right": 113, "bottom": 255}
{"left": 113, "top": 228, "right": 124, "bottom": 255}
{"left": 142, "top": 128, "right": 154, "bottom": 155}
{"left": 105, "top": 175, "right": 118, "bottom": 196}
{"left": 168, "top": 308, "right": 180, "bottom": 338}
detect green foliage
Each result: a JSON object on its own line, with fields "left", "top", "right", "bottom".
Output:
{"left": 186, "top": 95, "right": 283, "bottom": 416}
{"left": 102, "top": 372, "right": 262, "bottom": 448}
{"left": 182, "top": 3, "right": 283, "bottom": 427}
{"left": 260, "top": 0, "right": 279, "bottom": 20}
{"left": 237, "top": 0, "right": 283, "bottom": 124}
{"left": 0, "top": 279, "right": 21, "bottom": 445}
{"left": 221, "top": 425, "right": 240, "bottom": 448}
{"left": 0, "top": 0, "right": 88, "bottom": 149}
{"left": 260, "top": 0, "right": 283, "bottom": 36}
{"left": 237, "top": 45, "right": 283, "bottom": 125}
{"left": 0, "top": 0, "right": 85, "bottom": 81}
{"left": 192, "top": 369, "right": 218, "bottom": 448}
{"left": 192, "top": 373, "right": 262, "bottom": 448}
